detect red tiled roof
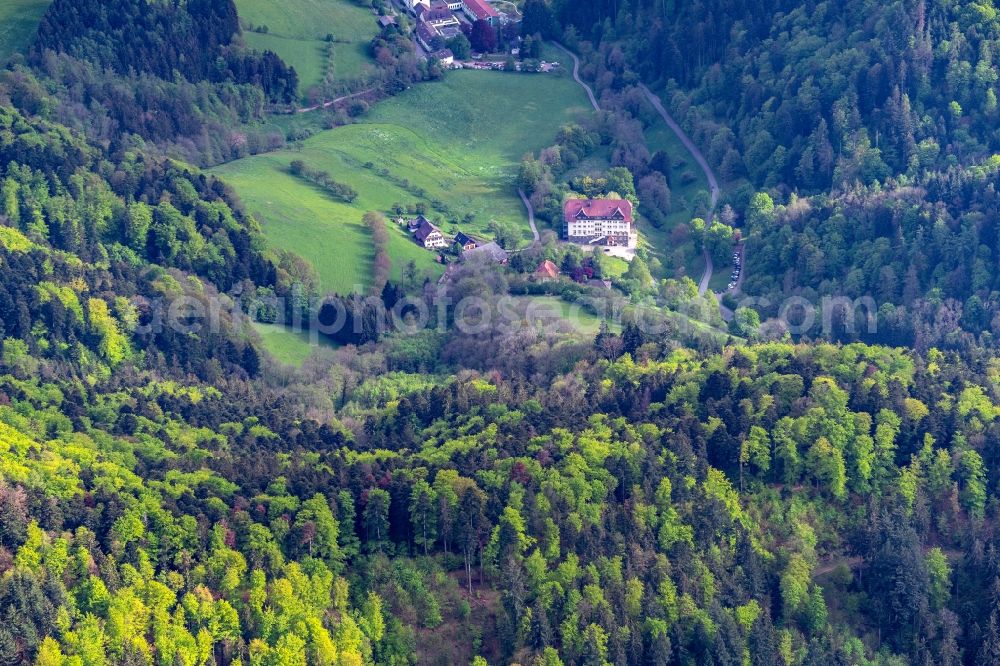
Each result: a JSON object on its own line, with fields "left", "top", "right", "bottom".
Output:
{"left": 464, "top": 0, "right": 499, "bottom": 20}
{"left": 563, "top": 199, "right": 633, "bottom": 224}
{"left": 535, "top": 260, "right": 559, "bottom": 279}
{"left": 416, "top": 21, "right": 436, "bottom": 44}
{"left": 424, "top": 0, "right": 453, "bottom": 21}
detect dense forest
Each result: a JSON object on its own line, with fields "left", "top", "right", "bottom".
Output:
{"left": 0, "top": 0, "right": 308, "bottom": 165}
{"left": 546, "top": 0, "right": 1000, "bottom": 188}
{"left": 2, "top": 95, "right": 1000, "bottom": 662}
{"left": 4, "top": 0, "right": 1000, "bottom": 664}
{"left": 31, "top": 0, "right": 298, "bottom": 103}
{"left": 513, "top": 0, "right": 1000, "bottom": 347}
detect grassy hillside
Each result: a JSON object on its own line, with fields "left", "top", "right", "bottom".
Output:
{"left": 364, "top": 71, "right": 596, "bottom": 175}
{"left": 244, "top": 32, "right": 329, "bottom": 93}
{"left": 0, "top": 0, "right": 49, "bottom": 61}
{"left": 213, "top": 71, "right": 597, "bottom": 293}
{"left": 213, "top": 145, "right": 442, "bottom": 294}
{"left": 508, "top": 295, "right": 620, "bottom": 335}
{"left": 209, "top": 138, "right": 446, "bottom": 294}
{"left": 252, "top": 321, "right": 337, "bottom": 366}
{"left": 236, "top": 0, "right": 378, "bottom": 97}
{"left": 236, "top": 0, "right": 377, "bottom": 41}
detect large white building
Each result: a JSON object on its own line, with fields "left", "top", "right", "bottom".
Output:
{"left": 461, "top": 0, "right": 500, "bottom": 24}
{"left": 564, "top": 199, "right": 635, "bottom": 246}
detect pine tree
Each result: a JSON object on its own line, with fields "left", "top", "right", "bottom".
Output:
{"left": 336, "top": 491, "right": 361, "bottom": 560}
{"left": 409, "top": 480, "right": 438, "bottom": 556}
{"left": 363, "top": 488, "right": 391, "bottom": 553}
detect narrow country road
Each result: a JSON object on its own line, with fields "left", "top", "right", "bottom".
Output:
{"left": 639, "top": 84, "right": 719, "bottom": 211}
{"left": 638, "top": 84, "right": 722, "bottom": 295}
{"left": 552, "top": 43, "right": 600, "bottom": 112}
{"left": 699, "top": 249, "right": 713, "bottom": 295}
{"left": 296, "top": 88, "right": 374, "bottom": 114}
{"left": 518, "top": 188, "right": 540, "bottom": 244}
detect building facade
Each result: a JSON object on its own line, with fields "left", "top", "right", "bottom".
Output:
{"left": 454, "top": 232, "right": 478, "bottom": 251}
{"left": 461, "top": 0, "right": 500, "bottom": 24}
{"left": 563, "top": 199, "right": 635, "bottom": 246}
{"left": 414, "top": 219, "right": 448, "bottom": 248}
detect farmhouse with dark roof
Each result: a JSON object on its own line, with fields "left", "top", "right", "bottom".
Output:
{"left": 414, "top": 218, "right": 448, "bottom": 249}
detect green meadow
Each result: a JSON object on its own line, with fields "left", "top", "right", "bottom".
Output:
{"left": 236, "top": 0, "right": 379, "bottom": 97}
{"left": 236, "top": 0, "right": 378, "bottom": 41}
{"left": 244, "top": 32, "right": 328, "bottom": 94}
{"left": 212, "top": 70, "right": 597, "bottom": 294}
{"left": 509, "top": 296, "right": 620, "bottom": 335}
{"left": 252, "top": 321, "right": 338, "bottom": 366}
{"left": 212, "top": 144, "right": 445, "bottom": 294}
{"left": 0, "top": 0, "right": 49, "bottom": 61}
{"left": 363, "top": 71, "right": 595, "bottom": 175}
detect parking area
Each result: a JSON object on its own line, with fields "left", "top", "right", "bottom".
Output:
{"left": 726, "top": 244, "right": 744, "bottom": 292}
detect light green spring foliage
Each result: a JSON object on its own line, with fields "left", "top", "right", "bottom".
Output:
{"left": 87, "top": 297, "right": 131, "bottom": 366}
{"left": 1, "top": 305, "right": 995, "bottom": 666}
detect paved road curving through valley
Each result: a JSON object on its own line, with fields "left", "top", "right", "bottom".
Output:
{"left": 637, "top": 84, "right": 722, "bottom": 295}
{"left": 518, "top": 188, "right": 540, "bottom": 244}
{"left": 638, "top": 84, "right": 719, "bottom": 211}
{"left": 552, "top": 42, "right": 600, "bottom": 112}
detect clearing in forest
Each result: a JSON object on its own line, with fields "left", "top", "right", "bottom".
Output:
{"left": 211, "top": 70, "right": 597, "bottom": 294}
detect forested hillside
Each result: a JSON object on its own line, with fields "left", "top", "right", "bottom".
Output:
{"left": 1, "top": 0, "right": 302, "bottom": 165}
{"left": 519, "top": 0, "right": 1000, "bottom": 346}
{"left": 32, "top": 0, "right": 297, "bottom": 103}
{"left": 550, "top": 0, "right": 1000, "bottom": 188}
{"left": 4, "top": 0, "right": 1000, "bottom": 664}
{"left": 0, "top": 103, "right": 995, "bottom": 663}
{"left": 3, "top": 230, "right": 1000, "bottom": 665}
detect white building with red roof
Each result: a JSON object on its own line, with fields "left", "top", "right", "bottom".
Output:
{"left": 461, "top": 0, "right": 500, "bottom": 24}
{"left": 564, "top": 198, "right": 636, "bottom": 247}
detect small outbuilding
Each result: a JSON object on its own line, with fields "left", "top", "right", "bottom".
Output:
{"left": 534, "top": 260, "right": 560, "bottom": 280}
{"left": 463, "top": 241, "right": 509, "bottom": 264}
{"left": 433, "top": 48, "right": 455, "bottom": 65}
{"left": 454, "top": 231, "right": 478, "bottom": 251}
